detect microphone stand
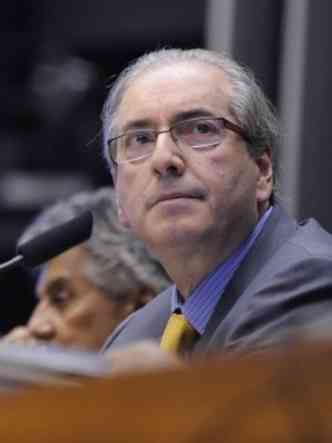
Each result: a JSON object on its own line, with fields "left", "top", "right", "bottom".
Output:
{"left": 0, "top": 255, "right": 24, "bottom": 273}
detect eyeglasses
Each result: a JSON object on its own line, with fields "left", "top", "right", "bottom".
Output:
{"left": 107, "top": 116, "right": 251, "bottom": 165}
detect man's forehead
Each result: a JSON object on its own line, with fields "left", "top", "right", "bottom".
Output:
{"left": 118, "top": 108, "right": 222, "bottom": 134}
{"left": 35, "top": 261, "right": 61, "bottom": 292}
{"left": 35, "top": 248, "right": 83, "bottom": 293}
{"left": 116, "top": 62, "right": 233, "bottom": 127}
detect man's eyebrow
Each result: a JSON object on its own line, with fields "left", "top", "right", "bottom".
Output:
{"left": 171, "top": 109, "right": 216, "bottom": 124}
{"left": 119, "top": 109, "right": 216, "bottom": 134}
{"left": 121, "top": 118, "right": 154, "bottom": 133}
{"left": 41, "top": 276, "right": 70, "bottom": 296}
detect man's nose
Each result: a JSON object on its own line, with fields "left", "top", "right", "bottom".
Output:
{"left": 27, "top": 306, "right": 55, "bottom": 340}
{"left": 150, "top": 132, "right": 185, "bottom": 178}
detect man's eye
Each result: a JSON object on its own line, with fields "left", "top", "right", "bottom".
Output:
{"left": 135, "top": 132, "right": 153, "bottom": 144}
{"left": 49, "top": 290, "right": 68, "bottom": 307}
{"left": 194, "top": 121, "right": 218, "bottom": 134}
{"left": 125, "top": 131, "right": 154, "bottom": 147}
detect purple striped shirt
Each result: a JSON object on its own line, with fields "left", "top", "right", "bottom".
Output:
{"left": 171, "top": 206, "right": 273, "bottom": 335}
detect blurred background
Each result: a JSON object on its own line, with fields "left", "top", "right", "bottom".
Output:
{"left": 0, "top": 0, "right": 331, "bottom": 333}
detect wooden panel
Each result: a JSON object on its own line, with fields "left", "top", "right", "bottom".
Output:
{"left": 0, "top": 340, "right": 332, "bottom": 442}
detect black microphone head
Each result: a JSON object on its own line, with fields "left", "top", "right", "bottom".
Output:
{"left": 16, "top": 211, "right": 93, "bottom": 268}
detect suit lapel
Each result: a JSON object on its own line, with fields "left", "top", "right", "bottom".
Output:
{"left": 194, "top": 205, "right": 298, "bottom": 353}
{"left": 134, "top": 288, "right": 173, "bottom": 341}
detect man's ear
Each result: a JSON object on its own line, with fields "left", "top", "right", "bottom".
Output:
{"left": 255, "top": 148, "right": 273, "bottom": 204}
{"left": 116, "top": 195, "right": 131, "bottom": 228}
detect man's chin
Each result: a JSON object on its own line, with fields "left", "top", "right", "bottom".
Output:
{"left": 145, "top": 221, "right": 202, "bottom": 250}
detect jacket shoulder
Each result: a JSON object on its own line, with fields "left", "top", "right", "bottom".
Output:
{"left": 218, "top": 221, "right": 332, "bottom": 352}
{"left": 103, "top": 286, "right": 173, "bottom": 352}
{"left": 202, "top": 211, "right": 332, "bottom": 353}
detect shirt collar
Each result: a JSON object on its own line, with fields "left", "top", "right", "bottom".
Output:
{"left": 171, "top": 206, "right": 273, "bottom": 334}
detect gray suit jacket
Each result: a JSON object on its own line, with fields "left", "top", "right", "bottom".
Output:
{"left": 103, "top": 205, "right": 332, "bottom": 354}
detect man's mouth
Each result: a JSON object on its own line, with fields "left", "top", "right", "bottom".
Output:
{"left": 149, "top": 190, "right": 205, "bottom": 208}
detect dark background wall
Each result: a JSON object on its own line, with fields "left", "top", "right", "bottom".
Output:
{"left": 0, "top": 0, "right": 206, "bottom": 332}
{"left": 207, "top": 0, "right": 332, "bottom": 229}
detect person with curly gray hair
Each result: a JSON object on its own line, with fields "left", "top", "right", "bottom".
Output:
{"left": 3, "top": 187, "right": 170, "bottom": 351}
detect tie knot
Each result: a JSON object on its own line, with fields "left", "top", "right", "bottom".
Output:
{"left": 160, "top": 313, "right": 198, "bottom": 353}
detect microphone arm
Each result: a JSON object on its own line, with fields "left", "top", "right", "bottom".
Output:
{"left": 0, "top": 211, "right": 93, "bottom": 274}
{"left": 0, "top": 255, "right": 24, "bottom": 273}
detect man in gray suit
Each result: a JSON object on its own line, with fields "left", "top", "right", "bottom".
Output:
{"left": 101, "top": 48, "right": 332, "bottom": 368}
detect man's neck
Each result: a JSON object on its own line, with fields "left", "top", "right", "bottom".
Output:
{"left": 158, "top": 229, "right": 251, "bottom": 298}
{"left": 159, "top": 203, "right": 271, "bottom": 298}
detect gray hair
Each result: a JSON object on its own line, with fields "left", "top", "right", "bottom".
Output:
{"left": 19, "top": 187, "right": 170, "bottom": 302}
{"left": 101, "top": 48, "right": 280, "bottom": 199}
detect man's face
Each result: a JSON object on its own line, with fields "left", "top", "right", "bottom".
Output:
{"left": 114, "top": 62, "right": 273, "bottom": 262}
{"left": 27, "top": 246, "right": 130, "bottom": 351}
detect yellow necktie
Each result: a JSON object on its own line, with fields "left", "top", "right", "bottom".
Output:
{"left": 160, "top": 313, "right": 198, "bottom": 353}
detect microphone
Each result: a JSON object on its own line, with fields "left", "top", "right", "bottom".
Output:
{"left": 0, "top": 211, "right": 93, "bottom": 273}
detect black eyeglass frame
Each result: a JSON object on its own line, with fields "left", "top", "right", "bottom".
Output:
{"left": 107, "top": 116, "right": 252, "bottom": 165}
